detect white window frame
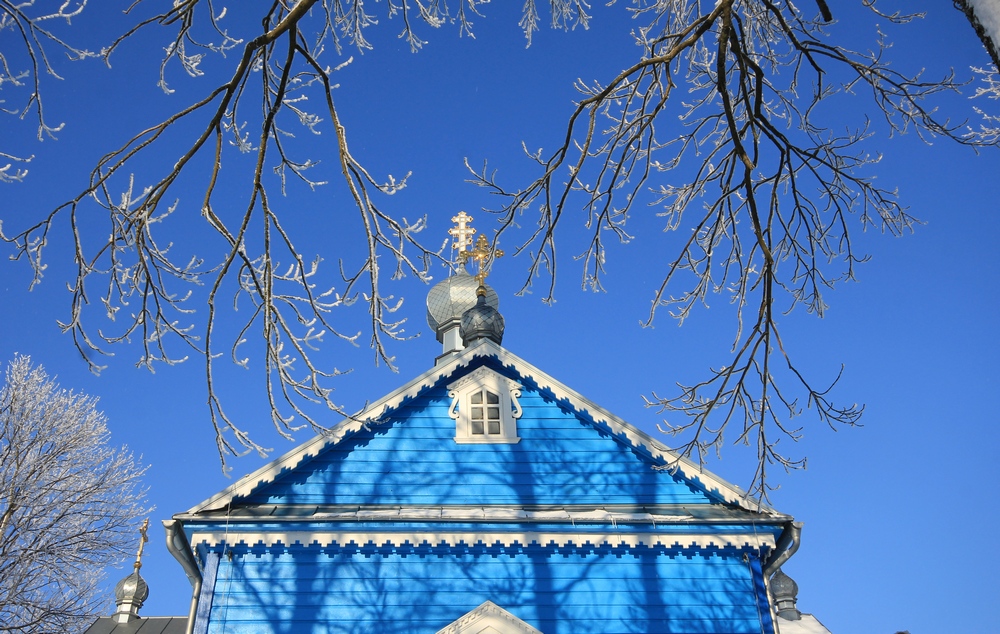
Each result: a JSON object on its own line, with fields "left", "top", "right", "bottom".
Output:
{"left": 448, "top": 367, "right": 522, "bottom": 444}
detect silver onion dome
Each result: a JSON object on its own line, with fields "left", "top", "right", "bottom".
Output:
{"left": 426, "top": 270, "right": 499, "bottom": 343}
{"left": 111, "top": 517, "right": 151, "bottom": 623}
{"left": 114, "top": 570, "right": 149, "bottom": 609}
{"left": 460, "top": 290, "right": 505, "bottom": 346}
{"left": 770, "top": 568, "right": 801, "bottom": 620}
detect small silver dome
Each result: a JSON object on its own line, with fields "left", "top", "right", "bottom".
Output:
{"left": 770, "top": 568, "right": 800, "bottom": 620}
{"left": 770, "top": 568, "right": 798, "bottom": 600}
{"left": 114, "top": 570, "right": 149, "bottom": 608}
{"left": 426, "top": 270, "right": 499, "bottom": 343}
{"left": 460, "top": 292, "right": 505, "bottom": 346}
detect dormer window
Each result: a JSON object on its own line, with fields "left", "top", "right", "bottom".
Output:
{"left": 470, "top": 389, "right": 501, "bottom": 435}
{"left": 448, "top": 368, "right": 522, "bottom": 444}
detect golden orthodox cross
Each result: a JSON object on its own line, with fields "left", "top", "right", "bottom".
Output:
{"left": 460, "top": 234, "right": 504, "bottom": 288}
{"left": 133, "top": 518, "right": 149, "bottom": 572}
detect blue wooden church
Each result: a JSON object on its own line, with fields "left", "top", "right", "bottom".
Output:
{"left": 160, "top": 217, "right": 828, "bottom": 634}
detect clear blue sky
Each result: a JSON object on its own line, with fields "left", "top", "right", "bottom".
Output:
{"left": 1, "top": 2, "right": 998, "bottom": 632}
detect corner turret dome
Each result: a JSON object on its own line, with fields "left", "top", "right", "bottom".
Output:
{"left": 114, "top": 570, "right": 149, "bottom": 608}
{"left": 112, "top": 518, "right": 152, "bottom": 624}
{"left": 770, "top": 568, "right": 801, "bottom": 621}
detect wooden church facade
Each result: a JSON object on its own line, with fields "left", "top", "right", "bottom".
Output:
{"left": 162, "top": 224, "right": 821, "bottom": 633}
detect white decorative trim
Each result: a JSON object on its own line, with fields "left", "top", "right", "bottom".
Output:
{"left": 437, "top": 601, "right": 543, "bottom": 634}
{"left": 187, "top": 339, "right": 781, "bottom": 515}
{"left": 448, "top": 367, "right": 522, "bottom": 444}
{"left": 189, "top": 530, "right": 776, "bottom": 552}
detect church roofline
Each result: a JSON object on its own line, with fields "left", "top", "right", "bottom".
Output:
{"left": 175, "top": 503, "right": 787, "bottom": 524}
{"left": 84, "top": 616, "right": 188, "bottom": 634}
{"left": 183, "top": 339, "right": 781, "bottom": 516}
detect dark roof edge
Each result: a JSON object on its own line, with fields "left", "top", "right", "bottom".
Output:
{"left": 84, "top": 616, "right": 188, "bottom": 634}
{"left": 955, "top": 0, "right": 1000, "bottom": 68}
{"left": 174, "top": 503, "right": 791, "bottom": 524}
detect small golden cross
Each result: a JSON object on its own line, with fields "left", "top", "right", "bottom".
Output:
{"left": 134, "top": 518, "right": 149, "bottom": 572}
{"left": 460, "top": 234, "right": 504, "bottom": 288}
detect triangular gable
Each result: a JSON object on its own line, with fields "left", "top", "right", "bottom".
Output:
{"left": 187, "top": 340, "right": 776, "bottom": 515}
{"left": 436, "top": 601, "right": 542, "bottom": 634}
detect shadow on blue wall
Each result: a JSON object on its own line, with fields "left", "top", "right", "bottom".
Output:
{"left": 200, "top": 361, "right": 770, "bottom": 633}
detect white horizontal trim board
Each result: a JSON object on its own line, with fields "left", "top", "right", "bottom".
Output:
{"left": 190, "top": 530, "right": 775, "bottom": 551}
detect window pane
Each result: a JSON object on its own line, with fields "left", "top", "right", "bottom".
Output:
{"left": 472, "top": 420, "right": 484, "bottom": 434}
{"left": 471, "top": 392, "right": 483, "bottom": 404}
{"left": 486, "top": 391, "right": 499, "bottom": 404}
{"left": 471, "top": 407, "right": 483, "bottom": 420}
{"left": 488, "top": 421, "right": 500, "bottom": 435}
{"left": 488, "top": 407, "right": 500, "bottom": 420}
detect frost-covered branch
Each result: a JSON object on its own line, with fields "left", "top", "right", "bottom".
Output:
{"left": 0, "top": 0, "right": 93, "bottom": 181}
{"left": 0, "top": 0, "right": 586, "bottom": 471}
{"left": 469, "top": 0, "right": 999, "bottom": 500}
{"left": 2, "top": 1, "right": 995, "bottom": 489}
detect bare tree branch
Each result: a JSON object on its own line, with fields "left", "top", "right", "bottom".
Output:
{"left": 0, "top": 0, "right": 93, "bottom": 182}
{"left": 2, "top": 0, "right": 448, "bottom": 471}
{"left": 1, "top": 1, "right": 996, "bottom": 493}
{"left": 468, "top": 0, "right": 999, "bottom": 500}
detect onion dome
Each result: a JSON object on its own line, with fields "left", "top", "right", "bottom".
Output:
{"left": 770, "top": 568, "right": 801, "bottom": 620}
{"left": 112, "top": 568, "right": 149, "bottom": 623}
{"left": 426, "top": 270, "right": 499, "bottom": 344}
{"left": 460, "top": 287, "right": 505, "bottom": 346}
{"left": 115, "top": 570, "right": 149, "bottom": 609}
{"left": 112, "top": 518, "right": 150, "bottom": 623}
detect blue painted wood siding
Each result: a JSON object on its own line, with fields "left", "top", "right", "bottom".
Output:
{"left": 202, "top": 545, "right": 772, "bottom": 634}
{"left": 242, "top": 384, "right": 719, "bottom": 507}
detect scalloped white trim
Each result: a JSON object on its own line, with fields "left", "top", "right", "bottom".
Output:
{"left": 189, "top": 530, "right": 775, "bottom": 551}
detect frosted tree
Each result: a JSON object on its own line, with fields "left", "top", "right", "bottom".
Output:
{"left": 1, "top": 1, "right": 997, "bottom": 494}
{"left": 0, "top": 355, "right": 149, "bottom": 633}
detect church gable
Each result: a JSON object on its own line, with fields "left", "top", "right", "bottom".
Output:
{"left": 238, "top": 381, "right": 714, "bottom": 507}
{"left": 198, "top": 347, "right": 750, "bottom": 512}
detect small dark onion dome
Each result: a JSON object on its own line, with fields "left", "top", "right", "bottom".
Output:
{"left": 114, "top": 570, "right": 149, "bottom": 610}
{"left": 770, "top": 568, "right": 801, "bottom": 620}
{"left": 426, "top": 270, "right": 499, "bottom": 343}
{"left": 460, "top": 288, "right": 505, "bottom": 346}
